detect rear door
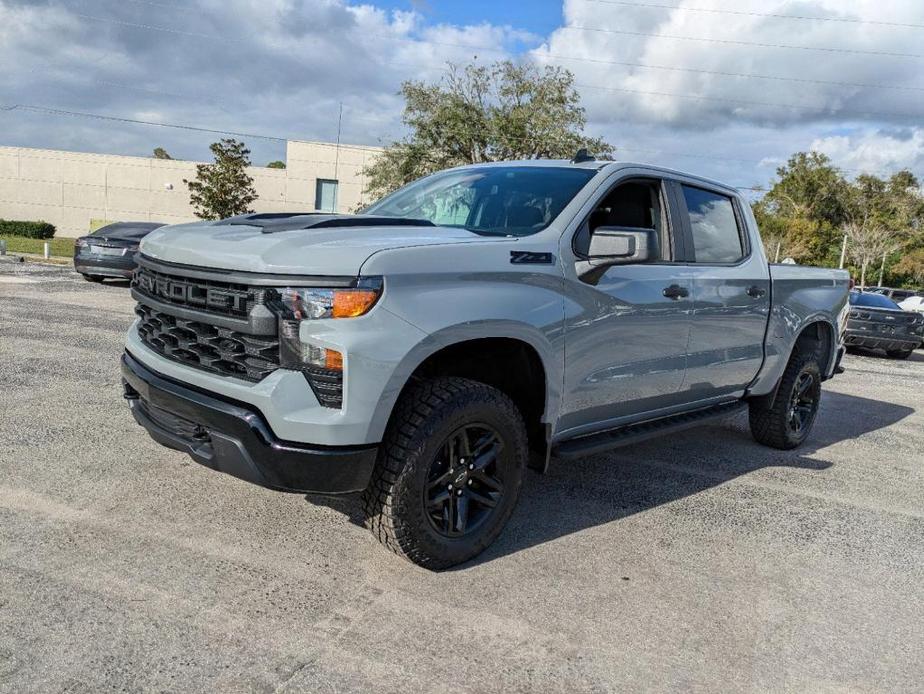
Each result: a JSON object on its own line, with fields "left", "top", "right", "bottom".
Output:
{"left": 677, "top": 183, "right": 771, "bottom": 397}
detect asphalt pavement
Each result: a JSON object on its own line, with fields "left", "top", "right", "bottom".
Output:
{"left": 1, "top": 258, "right": 922, "bottom": 692}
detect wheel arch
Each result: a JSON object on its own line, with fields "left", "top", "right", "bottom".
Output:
{"left": 750, "top": 317, "right": 836, "bottom": 408}
{"left": 369, "top": 323, "right": 559, "bottom": 472}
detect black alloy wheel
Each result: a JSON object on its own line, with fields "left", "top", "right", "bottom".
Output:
{"left": 787, "top": 371, "right": 818, "bottom": 436}
{"left": 424, "top": 424, "right": 505, "bottom": 538}
{"left": 363, "top": 377, "right": 528, "bottom": 570}
{"left": 749, "top": 354, "right": 822, "bottom": 450}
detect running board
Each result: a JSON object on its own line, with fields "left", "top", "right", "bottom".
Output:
{"left": 552, "top": 400, "right": 747, "bottom": 460}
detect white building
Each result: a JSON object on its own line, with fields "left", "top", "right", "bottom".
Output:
{"left": 0, "top": 139, "right": 382, "bottom": 238}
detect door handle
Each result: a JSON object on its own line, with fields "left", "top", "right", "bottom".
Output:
{"left": 662, "top": 284, "right": 689, "bottom": 300}
{"left": 746, "top": 285, "right": 767, "bottom": 298}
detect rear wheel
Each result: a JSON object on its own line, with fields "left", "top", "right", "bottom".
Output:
{"left": 362, "top": 377, "right": 528, "bottom": 570}
{"left": 82, "top": 274, "right": 105, "bottom": 282}
{"left": 749, "top": 354, "right": 822, "bottom": 450}
{"left": 886, "top": 348, "right": 914, "bottom": 359}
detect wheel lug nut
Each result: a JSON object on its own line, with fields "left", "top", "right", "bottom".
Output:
{"left": 456, "top": 489, "right": 463, "bottom": 496}
{"left": 468, "top": 463, "right": 474, "bottom": 470}
{"left": 448, "top": 484, "right": 453, "bottom": 490}
{"left": 467, "top": 479, "right": 472, "bottom": 486}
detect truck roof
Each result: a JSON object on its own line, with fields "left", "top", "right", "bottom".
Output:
{"left": 449, "top": 159, "right": 741, "bottom": 196}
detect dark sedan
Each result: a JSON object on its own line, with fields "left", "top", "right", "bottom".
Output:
{"left": 73, "top": 221, "right": 166, "bottom": 282}
{"left": 844, "top": 291, "right": 924, "bottom": 359}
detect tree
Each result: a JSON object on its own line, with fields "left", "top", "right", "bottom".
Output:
{"left": 184, "top": 139, "right": 258, "bottom": 220}
{"left": 266, "top": 160, "right": 286, "bottom": 169}
{"left": 363, "top": 60, "right": 614, "bottom": 199}
{"left": 152, "top": 147, "right": 173, "bottom": 160}
{"left": 893, "top": 249, "right": 924, "bottom": 286}
{"left": 843, "top": 219, "right": 898, "bottom": 287}
{"left": 753, "top": 152, "right": 850, "bottom": 265}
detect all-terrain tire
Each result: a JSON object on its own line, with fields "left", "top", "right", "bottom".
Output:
{"left": 362, "top": 377, "right": 528, "bottom": 570}
{"left": 749, "top": 354, "right": 822, "bottom": 450}
{"left": 886, "top": 348, "right": 914, "bottom": 359}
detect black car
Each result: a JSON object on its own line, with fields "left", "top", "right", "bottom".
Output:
{"left": 866, "top": 286, "right": 924, "bottom": 302}
{"left": 73, "top": 221, "right": 166, "bottom": 282}
{"left": 844, "top": 291, "right": 924, "bottom": 359}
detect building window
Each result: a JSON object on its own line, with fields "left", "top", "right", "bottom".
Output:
{"left": 315, "top": 179, "right": 339, "bottom": 213}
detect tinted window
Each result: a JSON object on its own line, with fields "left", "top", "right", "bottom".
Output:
{"left": 682, "top": 185, "right": 743, "bottom": 263}
{"left": 576, "top": 180, "right": 665, "bottom": 261}
{"left": 363, "top": 166, "right": 596, "bottom": 237}
{"left": 849, "top": 292, "right": 902, "bottom": 310}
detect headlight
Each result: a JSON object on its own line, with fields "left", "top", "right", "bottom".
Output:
{"left": 280, "top": 287, "right": 380, "bottom": 320}
{"left": 275, "top": 278, "right": 382, "bottom": 380}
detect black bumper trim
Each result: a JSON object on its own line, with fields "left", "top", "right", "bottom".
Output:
{"left": 121, "top": 351, "right": 378, "bottom": 494}
{"left": 843, "top": 331, "right": 922, "bottom": 351}
{"left": 74, "top": 258, "right": 136, "bottom": 277}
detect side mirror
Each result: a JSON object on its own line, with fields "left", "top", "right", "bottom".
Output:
{"left": 578, "top": 227, "right": 656, "bottom": 283}
{"left": 588, "top": 227, "right": 654, "bottom": 262}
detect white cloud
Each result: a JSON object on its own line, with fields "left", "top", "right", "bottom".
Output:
{"left": 0, "top": 0, "right": 519, "bottom": 162}
{"left": 532, "top": 0, "right": 924, "bottom": 129}
{"left": 811, "top": 129, "right": 924, "bottom": 174}
{"left": 1, "top": 0, "right": 922, "bottom": 188}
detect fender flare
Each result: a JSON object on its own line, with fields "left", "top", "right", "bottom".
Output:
{"left": 365, "top": 319, "right": 561, "bottom": 444}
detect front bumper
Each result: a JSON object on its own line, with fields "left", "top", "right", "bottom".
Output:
{"left": 121, "top": 351, "right": 378, "bottom": 494}
{"left": 74, "top": 254, "right": 136, "bottom": 278}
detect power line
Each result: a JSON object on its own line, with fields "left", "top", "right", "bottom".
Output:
{"left": 548, "top": 58, "right": 924, "bottom": 95}
{"left": 561, "top": 25, "right": 924, "bottom": 60}
{"left": 585, "top": 0, "right": 924, "bottom": 31}
{"left": 63, "top": 10, "right": 924, "bottom": 121}
{"left": 574, "top": 82, "right": 924, "bottom": 122}
{"left": 0, "top": 104, "right": 391, "bottom": 151}
{"left": 4, "top": 103, "right": 910, "bottom": 190}
{"left": 1, "top": 104, "right": 285, "bottom": 141}
{"left": 71, "top": 10, "right": 924, "bottom": 67}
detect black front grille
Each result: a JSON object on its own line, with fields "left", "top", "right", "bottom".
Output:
{"left": 303, "top": 365, "right": 344, "bottom": 408}
{"left": 136, "top": 304, "right": 279, "bottom": 382}
{"left": 133, "top": 265, "right": 255, "bottom": 319}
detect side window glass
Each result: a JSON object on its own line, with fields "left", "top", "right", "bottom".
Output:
{"left": 576, "top": 180, "right": 665, "bottom": 260}
{"left": 682, "top": 185, "right": 744, "bottom": 263}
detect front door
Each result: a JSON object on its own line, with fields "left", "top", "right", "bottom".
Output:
{"left": 558, "top": 176, "right": 695, "bottom": 436}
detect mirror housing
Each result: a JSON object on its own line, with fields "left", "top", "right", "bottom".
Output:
{"left": 578, "top": 227, "right": 657, "bottom": 283}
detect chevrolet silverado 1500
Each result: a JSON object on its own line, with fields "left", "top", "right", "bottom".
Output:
{"left": 121, "top": 158, "right": 849, "bottom": 569}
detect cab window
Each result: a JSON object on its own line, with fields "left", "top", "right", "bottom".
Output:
{"left": 682, "top": 185, "right": 744, "bottom": 264}
{"left": 574, "top": 180, "right": 666, "bottom": 261}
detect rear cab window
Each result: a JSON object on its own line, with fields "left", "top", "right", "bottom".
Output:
{"left": 681, "top": 185, "right": 745, "bottom": 264}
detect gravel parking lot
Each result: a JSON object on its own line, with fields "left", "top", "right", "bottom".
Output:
{"left": 1, "top": 258, "right": 923, "bottom": 693}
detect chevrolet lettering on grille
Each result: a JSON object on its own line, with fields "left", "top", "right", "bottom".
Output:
{"left": 135, "top": 267, "right": 250, "bottom": 317}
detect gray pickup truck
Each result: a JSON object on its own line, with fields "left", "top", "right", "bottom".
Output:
{"left": 121, "top": 158, "right": 849, "bottom": 569}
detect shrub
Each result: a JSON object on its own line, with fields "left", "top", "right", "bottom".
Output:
{"left": 0, "top": 220, "right": 56, "bottom": 239}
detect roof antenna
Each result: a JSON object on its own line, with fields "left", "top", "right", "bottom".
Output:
{"left": 572, "top": 148, "right": 595, "bottom": 163}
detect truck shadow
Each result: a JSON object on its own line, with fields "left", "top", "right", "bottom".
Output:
{"left": 309, "top": 390, "right": 913, "bottom": 569}
{"left": 470, "top": 390, "right": 913, "bottom": 567}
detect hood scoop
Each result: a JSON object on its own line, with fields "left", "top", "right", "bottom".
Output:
{"left": 215, "top": 212, "right": 434, "bottom": 234}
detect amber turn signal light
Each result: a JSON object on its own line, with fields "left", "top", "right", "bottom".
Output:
{"left": 332, "top": 290, "right": 380, "bottom": 318}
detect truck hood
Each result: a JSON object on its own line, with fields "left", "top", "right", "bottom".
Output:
{"left": 139, "top": 219, "right": 500, "bottom": 275}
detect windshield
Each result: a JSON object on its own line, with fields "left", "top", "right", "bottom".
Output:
{"left": 850, "top": 292, "right": 901, "bottom": 310}
{"left": 363, "top": 166, "right": 597, "bottom": 237}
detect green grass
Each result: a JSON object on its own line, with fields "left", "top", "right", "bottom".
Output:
{"left": 0, "top": 235, "right": 76, "bottom": 257}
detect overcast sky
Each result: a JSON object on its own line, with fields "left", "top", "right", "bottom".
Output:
{"left": 3, "top": 0, "right": 924, "bottom": 192}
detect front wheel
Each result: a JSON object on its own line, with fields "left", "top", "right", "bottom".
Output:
{"left": 749, "top": 355, "right": 822, "bottom": 450}
{"left": 362, "top": 377, "right": 528, "bottom": 570}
